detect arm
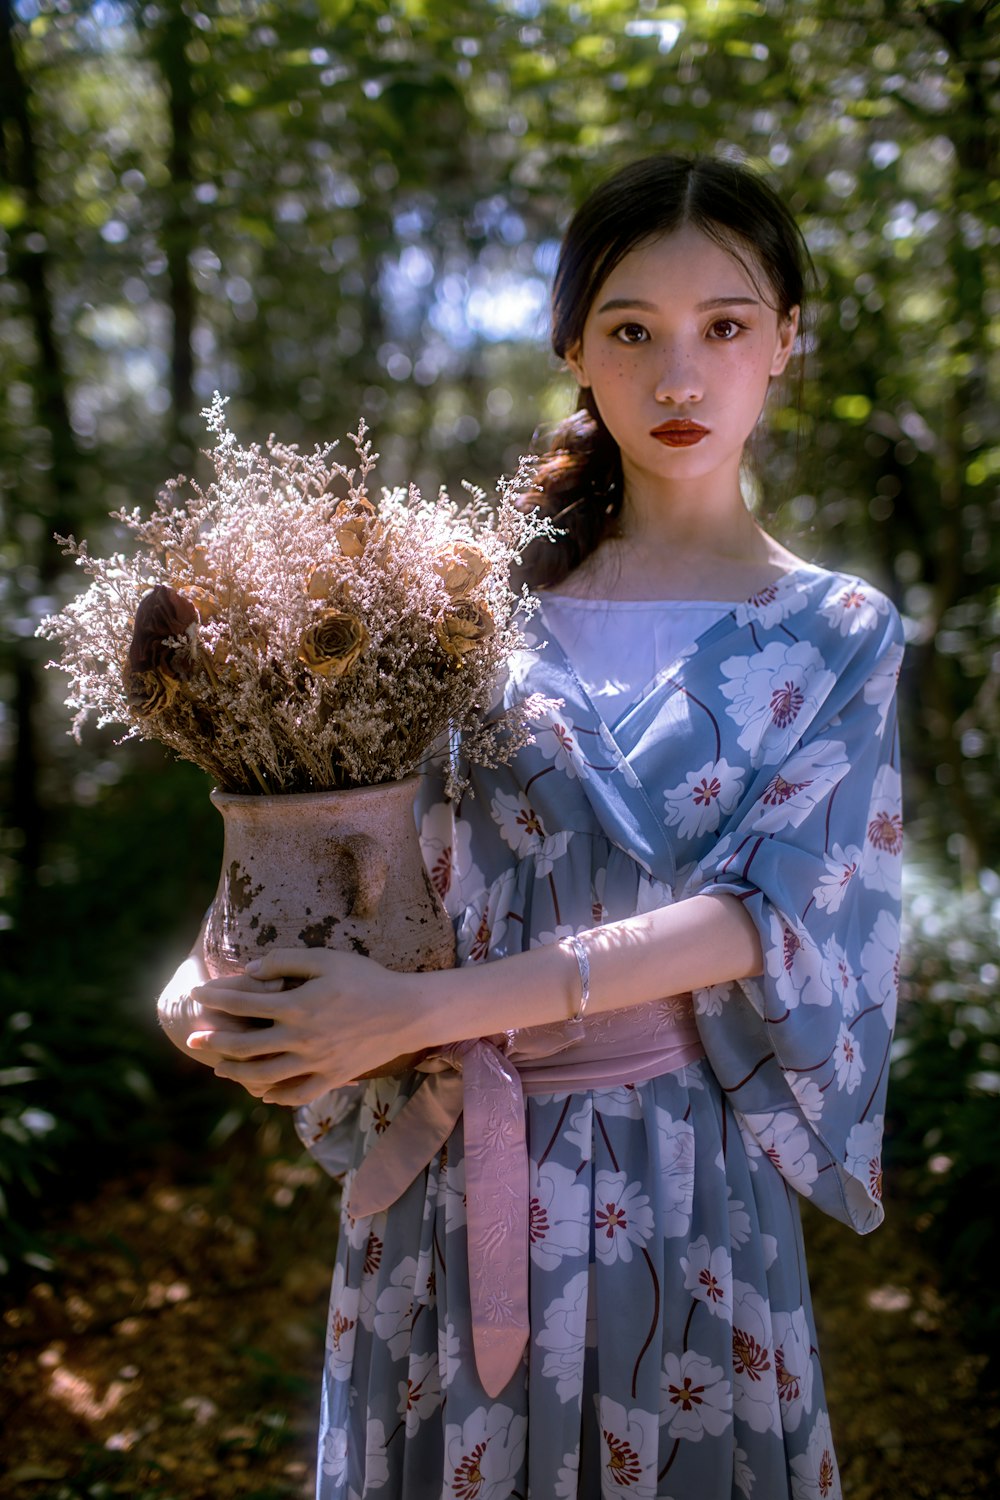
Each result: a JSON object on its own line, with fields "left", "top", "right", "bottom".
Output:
{"left": 185, "top": 889, "right": 761, "bottom": 1104}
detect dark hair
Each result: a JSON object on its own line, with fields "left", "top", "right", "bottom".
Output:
{"left": 519, "top": 154, "right": 814, "bottom": 589}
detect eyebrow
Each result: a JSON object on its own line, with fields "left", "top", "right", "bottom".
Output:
{"left": 595, "top": 295, "right": 760, "bottom": 313}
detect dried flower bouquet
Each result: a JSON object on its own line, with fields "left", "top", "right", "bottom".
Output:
{"left": 40, "top": 396, "right": 554, "bottom": 796}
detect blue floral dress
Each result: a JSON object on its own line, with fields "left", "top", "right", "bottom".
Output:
{"left": 296, "top": 563, "right": 904, "bottom": 1500}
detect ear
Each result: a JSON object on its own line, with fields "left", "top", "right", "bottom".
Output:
{"left": 769, "top": 305, "right": 800, "bottom": 377}
{"left": 564, "top": 340, "right": 590, "bottom": 389}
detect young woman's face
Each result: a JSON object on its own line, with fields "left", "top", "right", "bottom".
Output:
{"left": 565, "top": 225, "right": 799, "bottom": 491}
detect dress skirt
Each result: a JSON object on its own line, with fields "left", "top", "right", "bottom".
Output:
{"left": 303, "top": 1060, "right": 840, "bottom": 1500}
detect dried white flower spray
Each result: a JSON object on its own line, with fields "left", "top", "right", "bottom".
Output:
{"left": 39, "top": 396, "right": 557, "bottom": 796}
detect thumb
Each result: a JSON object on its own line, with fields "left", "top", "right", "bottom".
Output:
{"left": 245, "top": 947, "right": 327, "bottom": 981}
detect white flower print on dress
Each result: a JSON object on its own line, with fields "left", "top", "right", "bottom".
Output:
{"left": 420, "top": 803, "right": 486, "bottom": 919}
{"left": 693, "top": 982, "right": 732, "bottom": 1017}
{"left": 535, "top": 708, "right": 584, "bottom": 778}
{"left": 822, "top": 935, "right": 859, "bottom": 1018}
{"left": 862, "top": 763, "right": 903, "bottom": 898}
{"left": 734, "top": 1445, "right": 755, "bottom": 1498}
{"left": 766, "top": 914, "right": 834, "bottom": 1012}
{"left": 654, "top": 1109, "right": 696, "bottom": 1238}
{"left": 321, "top": 1425, "right": 348, "bottom": 1482}
{"left": 456, "top": 868, "right": 515, "bottom": 964}
{"left": 591, "top": 1083, "right": 645, "bottom": 1118}
{"left": 720, "top": 640, "right": 836, "bottom": 766}
{"left": 772, "top": 1307, "right": 815, "bottom": 1432}
{"left": 833, "top": 1022, "right": 865, "bottom": 1094}
{"left": 565, "top": 1097, "right": 594, "bottom": 1164}
{"left": 490, "top": 790, "right": 572, "bottom": 876}
{"left": 790, "top": 1409, "right": 841, "bottom": 1499}
{"left": 733, "top": 573, "right": 809, "bottom": 629}
{"left": 787, "top": 1072, "right": 825, "bottom": 1126}
{"left": 438, "top": 1319, "right": 462, "bottom": 1393}
{"left": 660, "top": 1350, "right": 733, "bottom": 1440}
{"left": 528, "top": 1159, "right": 590, "bottom": 1270}
{"left": 373, "top": 1255, "right": 417, "bottom": 1362}
{"left": 861, "top": 908, "right": 900, "bottom": 1028}
{"left": 731, "top": 1280, "right": 781, "bottom": 1436}
{"left": 440, "top": 1147, "right": 468, "bottom": 1235}
{"left": 534, "top": 1268, "right": 588, "bottom": 1404}
{"left": 598, "top": 1397, "right": 659, "bottom": 1499}
{"left": 812, "top": 843, "right": 862, "bottom": 914}
{"left": 364, "top": 1417, "right": 390, "bottom": 1489}
{"left": 819, "top": 579, "right": 888, "bottom": 637}
{"left": 634, "top": 873, "right": 676, "bottom": 916}
{"left": 326, "top": 1262, "right": 360, "bottom": 1383}
{"left": 397, "top": 1350, "right": 442, "bottom": 1438}
{"left": 555, "top": 1449, "right": 580, "bottom": 1499}
{"left": 864, "top": 639, "right": 904, "bottom": 736}
{"left": 593, "top": 1170, "right": 654, "bottom": 1265}
{"left": 845, "top": 1116, "right": 884, "bottom": 1207}
{"left": 444, "top": 1403, "right": 528, "bottom": 1500}
{"left": 663, "top": 757, "right": 745, "bottom": 839}
{"left": 680, "top": 1235, "right": 733, "bottom": 1320}
{"left": 360, "top": 1082, "right": 405, "bottom": 1154}
{"left": 530, "top": 922, "right": 581, "bottom": 952}
{"left": 726, "top": 1188, "right": 752, "bottom": 1247}
{"left": 752, "top": 739, "right": 850, "bottom": 834}
{"left": 739, "top": 1111, "right": 819, "bottom": 1196}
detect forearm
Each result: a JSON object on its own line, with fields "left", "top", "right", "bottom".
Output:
{"left": 405, "top": 891, "right": 763, "bottom": 1050}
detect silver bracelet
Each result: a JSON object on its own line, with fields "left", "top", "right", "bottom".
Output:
{"left": 565, "top": 935, "right": 590, "bottom": 1023}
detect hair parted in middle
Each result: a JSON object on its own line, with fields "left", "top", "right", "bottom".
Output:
{"left": 519, "top": 153, "right": 815, "bottom": 589}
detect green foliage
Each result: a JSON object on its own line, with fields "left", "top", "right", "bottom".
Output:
{"left": 891, "top": 865, "right": 1000, "bottom": 1364}
{"left": 0, "top": 750, "right": 228, "bottom": 1274}
{"left": 1, "top": 0, "right": 999, "bottom": 1341}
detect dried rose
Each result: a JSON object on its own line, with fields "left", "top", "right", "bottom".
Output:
{"left": 435, "top": 601, "right": 495, "bottom": 664}
{"left": 128, "top": 585, "right": 199, "bottom": 676}
{"left": 334, "top": 498, "right": 382, "bottom": 559}
{"left": 435, "top": 542, "right": 491, "bottom": 599}
{"left": 124, "top": 666, "right": 179, "bottom": 717}
{"left": 298, "top": 610, "right": 369, "bottom": 678}
{"left": 306, "top": 563, "right": 352, "bottom": 602}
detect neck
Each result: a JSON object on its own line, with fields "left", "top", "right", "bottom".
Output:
{"left": 614, "top": 456, "right": 768, "bottom": 561}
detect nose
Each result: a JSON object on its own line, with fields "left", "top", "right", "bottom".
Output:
{"left": 653, "top": 344, "right": 704, "bottom": 405}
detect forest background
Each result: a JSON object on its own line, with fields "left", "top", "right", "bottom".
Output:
{"left": 1, "top": 0, "right": 999, "bottom": 1492}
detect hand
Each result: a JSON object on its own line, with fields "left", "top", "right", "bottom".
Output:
{"left": 187, "top": 948, "right": 421, "bottom": 1106}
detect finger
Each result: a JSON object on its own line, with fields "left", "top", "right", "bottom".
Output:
{"left": 213, "top": 1053, "right": 304, "bottom": 1088}
{"left": 244, "top": 948, "right": 332, "bottom": 982}
{"left": 262, "top": 1075, "right": 336, "bottom": 1107}
{"left": 188, "top": 1026, "right": 291, "bottom": 1060}
{"left": 193, "top": 982, "right": 288, "bottom": 1018}
{"left": 193, "top": 973, "right": 286, "bottom": 994}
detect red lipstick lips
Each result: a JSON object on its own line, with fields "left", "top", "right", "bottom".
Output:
{"left": 651, "top": 420, "right": 709, "bottom": 448}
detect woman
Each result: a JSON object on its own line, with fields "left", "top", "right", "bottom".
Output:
{"left": 162, "top": 154, "right": 904, "bottom": 1498}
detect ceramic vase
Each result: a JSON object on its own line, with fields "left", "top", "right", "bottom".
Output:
{"left": 202, "top": 775, "right": 455, "bottom": 1076}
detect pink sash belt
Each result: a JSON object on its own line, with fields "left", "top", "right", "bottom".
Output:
{"left": 348, "top": 996, "right": 705, "bottom": 1398}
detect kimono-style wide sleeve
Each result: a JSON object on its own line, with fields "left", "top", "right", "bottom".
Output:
{"left": 690, "top": 593, "right": 904, "bottom": 1233}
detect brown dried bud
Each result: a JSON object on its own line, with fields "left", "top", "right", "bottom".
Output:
{"left": 306, "top": 563, "right": 350, "bottom": 602}
{"left": 124, "top": 666, "right": 179, "bottom": 717}
{"left": 435, "top": 542, "right": 491, "bottom": 599}
{"left": 298, "top": 610, "right": 369, "bottom": 678}
{"left": 334, "top": 498, "right": 381, "bottom": 559}
{"left": 128, "top": 585, "right": 199, "bottom": 677}
{"left": 435, "top": 601, "right": 495, "bottom": 664}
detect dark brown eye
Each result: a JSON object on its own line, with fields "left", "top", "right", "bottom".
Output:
{"left": 613, "top": 323, "right": 649, "bottom": 344}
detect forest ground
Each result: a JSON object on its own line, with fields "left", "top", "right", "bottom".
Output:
{"left": 1, "top": 1116, "right": 998, "bottom": 1500}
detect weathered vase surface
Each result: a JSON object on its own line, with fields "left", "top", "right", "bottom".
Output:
{"left": 203, "top": 777, "right": 455, "bottom": 1074}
